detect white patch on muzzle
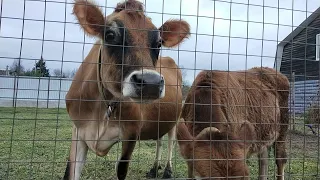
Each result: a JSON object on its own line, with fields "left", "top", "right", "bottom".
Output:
{"left": 122, "top": 69, "right": 165, "bottom": 100}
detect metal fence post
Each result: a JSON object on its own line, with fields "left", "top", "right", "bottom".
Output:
{"left": 47, "top": 76, "right": 50, "bottom": 108}
{"left": 12, "top": 75, "right": 17, "bottom": 107}
{"left": 292, "top": 72, "right": 295, "bottom": 131}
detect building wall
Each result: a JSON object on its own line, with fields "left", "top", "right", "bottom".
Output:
{"left": 0, "top": 76, "right": 72, "bottom": 108}
{"left": 290, "top": 79, "right": 320, "bottom": 115}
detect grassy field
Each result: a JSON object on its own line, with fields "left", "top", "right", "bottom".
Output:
{"left": 0, "top": 107, "right": 319, "bottom": 180}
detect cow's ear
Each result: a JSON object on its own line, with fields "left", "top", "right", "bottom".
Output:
{"left": 159, "top": 19, "right": 190, "bottom": 47}
{"left": 73, "top": 0, "right": 106, "bottom": 37}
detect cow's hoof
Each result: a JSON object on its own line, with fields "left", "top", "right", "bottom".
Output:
{"left": 146, "top": 165, "right": 161, "bottom": 179}
{"left": 162, "top": 166, "right": 172, "bottom": 179}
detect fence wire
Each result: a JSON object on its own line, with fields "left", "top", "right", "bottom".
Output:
{"left": 0, "top": 0, "right": 320, "bottom": 179}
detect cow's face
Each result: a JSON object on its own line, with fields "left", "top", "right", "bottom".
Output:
{"left": 73, "top": 0, "right": 190, "bottom": 102}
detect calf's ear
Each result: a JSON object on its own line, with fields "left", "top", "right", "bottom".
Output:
{"left": 159, "top": 19, "right": 190, "bottom": 47}
{"left": 73, "top": 0, "right": 106, "bottom": 37}
{"left": 238, "top": 121, "right": 255, "bottom": 146}
{"left": 195, "top": 126, "right": 221, "bottom": 140}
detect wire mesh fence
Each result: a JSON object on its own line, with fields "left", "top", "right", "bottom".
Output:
{"left": 0, "top": 0, "right": 320, "bottom": 179}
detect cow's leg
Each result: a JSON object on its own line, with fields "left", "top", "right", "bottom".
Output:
{"left": 258, "top": 148, "right": 269, "bottom": 180}
{"left": 274, "top": 135, "right": 287, "bottom": 180}
{"left": 162, "top": 126, "right": 176, "bottom": 179}
{"left": 63, "top": 126, "right": 88, "bottom": 180}
{"left": 116, "top": 139, "right": 137, "bottom": 180}
{"left": 146, "top": 137, "right": 163, "bottom": 178}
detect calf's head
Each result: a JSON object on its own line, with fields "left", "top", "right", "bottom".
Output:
{"left": 73, "top": 0, "right": 190, "bottom": 101}
{"left": 177, "top": 121, "right": 255, "bottom": 179}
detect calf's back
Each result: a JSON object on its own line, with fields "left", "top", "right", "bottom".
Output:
{"left": 181, "top": 67, "right": 289, "bottom": 153}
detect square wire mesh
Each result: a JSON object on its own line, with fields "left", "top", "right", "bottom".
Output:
{"left": 0, "top": 0, "right": 319, "bottom": 179}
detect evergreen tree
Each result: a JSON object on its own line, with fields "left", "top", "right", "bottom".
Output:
{"left": 34, "top": 57, "right": 50, "bottom": 77}
{"left": 25, "top": 57, "right": 50, "bottom": 77}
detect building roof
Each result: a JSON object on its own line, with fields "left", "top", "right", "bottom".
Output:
{"left": 274, "top": 7, "right": 320, "bottom": 81}
{"left": 278, "top": 7, "right": 320, "bottom": 47}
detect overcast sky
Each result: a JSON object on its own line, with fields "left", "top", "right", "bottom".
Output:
{"left": 1, "top": 0, "right": 320, "bottom": 83}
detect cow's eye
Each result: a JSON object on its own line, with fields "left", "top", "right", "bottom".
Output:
{"left": 105, "top": 29, "right": 119, "bottom": 44}
{"left": 105, "top": 31, "right": 115, "bottom": 42}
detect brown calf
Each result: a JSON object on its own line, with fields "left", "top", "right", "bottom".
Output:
{"left": 63, "top": 0, "right": 190, "bottom": 179}
{"left": 177, "top": 67, "right": 290, "bottom": 180}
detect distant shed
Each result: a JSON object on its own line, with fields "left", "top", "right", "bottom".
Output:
{"left": 275, "top": 7, "right": 320, "bottom": 115}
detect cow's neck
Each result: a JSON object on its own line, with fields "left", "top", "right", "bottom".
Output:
{"left": 96, "top": 44, "right": 120, "bottom": 120}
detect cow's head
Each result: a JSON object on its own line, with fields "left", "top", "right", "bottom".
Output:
{"left": 73, "top": 0, "right": 190, "bottom": 102}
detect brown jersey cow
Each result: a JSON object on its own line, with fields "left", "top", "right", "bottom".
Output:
{"left": 63, "top": 0, "right": 190, "bottom": 179}
{"left": 177, "top": 67, "right": 290, "bottom": 180}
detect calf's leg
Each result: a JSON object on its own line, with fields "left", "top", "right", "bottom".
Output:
{"left": 258, "top": 148, "right": 269, "bottom": 180}
{"left": 274, "top": 136, "right": 287, "bottom": 180}
{"left": 146, "top": 137, "right": 163, "bottom": 178}
{"left": 162, "top": 126, "right": 176, "bottom": 179}
{"left": 63, "top": 126, "right": 88, "bottom": 180}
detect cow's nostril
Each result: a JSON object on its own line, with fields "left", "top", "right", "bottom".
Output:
{"left": 159, "top": 78, "right": 164, "bottom": 91}
{"left": 131, "top": 74, "right": 145, "bottom": 88}
{"left": 160, "top": 78, "right": 164, "bottom": 84}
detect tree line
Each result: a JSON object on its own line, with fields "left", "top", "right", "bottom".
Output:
{"left": 9, "top": 57, "right": 77, "bottom": 78}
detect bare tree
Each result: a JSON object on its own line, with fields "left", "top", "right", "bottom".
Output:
{"left": 53, "top": 68, "right": 70, "bottom": 78}
{"left": 9, "top": 59, "right": 25, "bottom": 76}
{"left": 53, "top": 68, "right": 62, "bottom": 77}
{"left": 179, "top": 65, "right": 190, "bottom": 100}
{"left": 64, "top": 70, "right": 71, "bottom": 78}
{"left": 179, "top": 65, "right": 189, "bottom": 85}
{"left": 70, "top": 68, "right": 78, "bottom": 78}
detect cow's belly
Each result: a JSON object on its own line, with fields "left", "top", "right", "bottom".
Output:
{"left": 139, "top": 121, "right": 177, "bottom": 140}
{"left": 248, "top": 130, "right": 280, "bottom": 156}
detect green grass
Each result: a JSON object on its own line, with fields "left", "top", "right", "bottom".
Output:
{"left": 0, "top": 107, "right": 319, "bottom": 179}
